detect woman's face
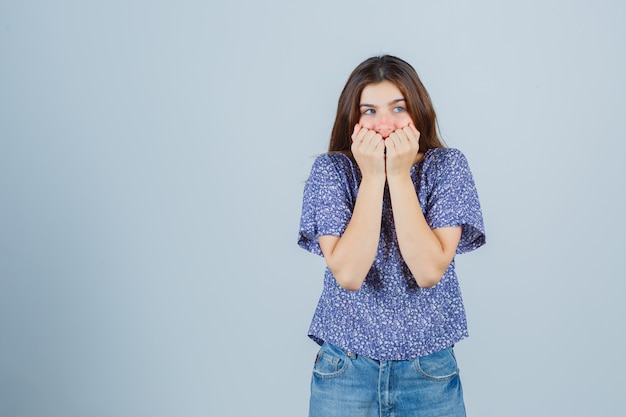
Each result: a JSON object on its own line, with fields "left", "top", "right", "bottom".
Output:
{"left": 358, "top": 81, "right": 414, "bottom": 139}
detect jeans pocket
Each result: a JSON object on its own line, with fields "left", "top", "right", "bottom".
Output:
{"left": 312, "top": 343, "right": 349, "bottom": 379}
{"left": 413, "top": 347, "right": 460, "bottom": 381}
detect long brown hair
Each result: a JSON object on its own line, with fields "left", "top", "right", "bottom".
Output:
{"left": 328, "top": 55, "right": 445, "bottom": 154}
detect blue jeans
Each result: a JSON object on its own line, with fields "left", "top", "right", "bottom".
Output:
{"left": 309, "top": 342, "right": 466, "bottom": 417}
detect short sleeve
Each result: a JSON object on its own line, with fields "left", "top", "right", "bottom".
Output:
{"left": 298, "top": 154, "right": 355, "bottom": 256}
{"left": 425, "top": 149, "right": 486, "bottom": 254}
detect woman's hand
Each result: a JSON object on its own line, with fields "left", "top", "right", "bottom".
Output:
{"left": 351, "top": 124, "right": 386, "bottom": 180}
{"left": 384, "top": 124, "right": 420, "bottom": 178}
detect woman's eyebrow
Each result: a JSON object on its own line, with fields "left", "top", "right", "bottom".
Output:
{"left": 359, "top": 98, "right": 406, "bottom": 108}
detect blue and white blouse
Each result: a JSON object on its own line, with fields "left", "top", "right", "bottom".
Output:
{"left": 298, "top": 147, "right": 486, "bottom": 360}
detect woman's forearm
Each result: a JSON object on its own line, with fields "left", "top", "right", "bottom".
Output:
{"left": 387, "top": 174, "right": 460, "bottom": 288}
{"left": 319, "top": 176, "right": 386, "bottom": 290}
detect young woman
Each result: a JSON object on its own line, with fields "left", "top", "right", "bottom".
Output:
{"left": 298, "top": 55, "right": 486, "bottom": 417}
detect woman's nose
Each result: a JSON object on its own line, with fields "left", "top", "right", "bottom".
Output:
{"left": 375, "top": 113, "right": 393, "bottom": 131}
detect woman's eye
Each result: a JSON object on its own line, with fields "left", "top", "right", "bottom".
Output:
{"left": 363, "top": 109, "right": 375, "bottom": 115}
{"left": 393, "top": 106, "right": 405, "bottom": 113}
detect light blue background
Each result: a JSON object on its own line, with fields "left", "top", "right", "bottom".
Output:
{"left": 1, "top": 1, "right": 625, "bottom": 416}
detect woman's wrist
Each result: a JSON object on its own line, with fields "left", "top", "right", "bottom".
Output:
{"left": 385, "top": 170, "right": 413, "bottom": 187}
